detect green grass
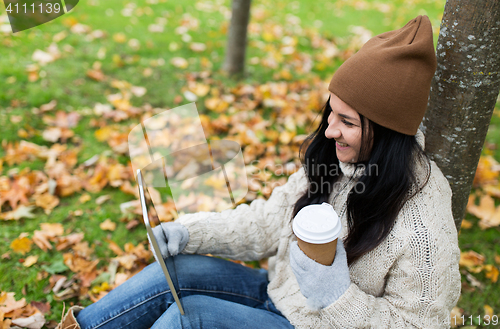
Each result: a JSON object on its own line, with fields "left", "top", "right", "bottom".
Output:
{"left": 457, "top": 211, "right": 500, "bottom": 325}
{"left": 2, "top": 0, "right": 499, "bottom": 327}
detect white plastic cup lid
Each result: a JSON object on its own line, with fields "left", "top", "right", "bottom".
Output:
{"left": 292, "top": 202, "right": 341, "bottom": 244}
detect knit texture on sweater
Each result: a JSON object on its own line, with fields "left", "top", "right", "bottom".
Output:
{"left": 176, "top": 130, "right": 461, "bottom": 328}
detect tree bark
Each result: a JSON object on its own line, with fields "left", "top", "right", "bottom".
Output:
{"left": 421, "top": 0, "right": 500, "bottom": 232}
{"left": 223, "top": 0, "right": 252, "bottom": 76}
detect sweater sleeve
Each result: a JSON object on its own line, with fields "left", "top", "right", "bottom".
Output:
{"left": 317, "top": 227, "right": 461, "bottom": 329}
{"left": 176, "top": 166, "right": 309, "bottom": 261}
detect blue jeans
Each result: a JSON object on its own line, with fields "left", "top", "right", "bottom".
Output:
{"left": 76, "top": 254, "right": 294, "bottom": 328}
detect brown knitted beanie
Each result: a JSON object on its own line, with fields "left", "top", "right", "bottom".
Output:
{"left": 328, "top": 15, "right": 437, "bottom": 135}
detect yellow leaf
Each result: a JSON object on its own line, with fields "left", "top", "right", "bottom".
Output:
{"left": 484, "top": 305, "right": 494, "bottom": 319}
{"left": 200, "top": 57, "right": 212, "bottom": 69}
{"left": 10, "top": 236, "right": 32, "bottom": 255}
{"left": 484, "top": 264, "right": 499, "bottom": 283}
{"left": 279, "top": 131, "right": 295, "bottom": 145}
{"left": 95, "top": 126, "right": 118, "bottom": 142}
{"left": 459, "top": 250, "right": 485, "bottom": 268}
{"left": 460, "top": 219, "right": 473, "bottom": 229}
{"left": 203, "top": 176, "right": 227, "bottom": 191}
{"left": 205, "top": 97, "right": 219, "bottom": 111}
{"left": 189, "top": 82, "right": 210, "bottom": 97}
{"left": 100, "top": 219, "right": 116, "bottom": 231}
{"left": 113, "top": 33, "right": 127, "bottom": 43}
{"left": 62, "top": 17, "right": 78, "bottom": 27}
{"left": 450, "top": 306, "right": 463, "bottom": 324}
{"left": 23, "top": 255, "right": 39, "bottom": 267}
{"left": 79, "top": 194, "right": 91, "bottom": 204}
{"left": 110, "top": 80, "right": 131, "bottom": 90}
{"left": 91, "top": 281, "right": 110, "bottom": 294}
{"left": 473, "top": 156, "right": 500, "bottom": 187}
{"left": 204, "top": 97, "right": 228, "bottom": 113}
{"left": 112, "top": 54, "right": 124, "bottom": 67}
{"left": 495, "top": 254, "right": 500, "bottom": 265}
{"left": 262, "top": 31, "right": 274, "bottom": 42}
{"left": 279, "top": 69, "right": 292, "bottom": 80}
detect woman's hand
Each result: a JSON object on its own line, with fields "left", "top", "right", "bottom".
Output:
{"left": 289, "top": 238, "right": 351, "bottom": 310}
{"left": 151, "top": 222, "right": 189, "bottom": 261}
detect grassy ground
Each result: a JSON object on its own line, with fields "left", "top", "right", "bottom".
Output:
{"left": 1, "top": 0, "right": 499, "bottom": 327}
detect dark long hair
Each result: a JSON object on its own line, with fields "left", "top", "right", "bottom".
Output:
{"left": 291, "top": 98, "right": 431, "bottom": 266}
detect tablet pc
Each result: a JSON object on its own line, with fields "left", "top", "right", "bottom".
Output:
{"left": 137, "top": 168, "right": 185, "bottom": 315}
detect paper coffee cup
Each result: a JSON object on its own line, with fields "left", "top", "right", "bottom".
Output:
{"left": 292, "top": 202, "right": 341, "bottom": 266}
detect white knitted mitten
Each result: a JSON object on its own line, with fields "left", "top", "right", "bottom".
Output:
{"left": 151, "top": 222, "right": 189, "bottom": 261}
{"left": 289, "top": 239, "right": 351, "bottom": 310}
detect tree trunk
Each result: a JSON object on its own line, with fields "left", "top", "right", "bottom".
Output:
{"left": 421, "top": 0, "right": 500, "bottom": 232}
{"left": 223, "top": 0, "right": 252, "bottom": 76}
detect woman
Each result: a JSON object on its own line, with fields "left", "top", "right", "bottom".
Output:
{"left": 59, "top": 15, "right": 461, "bottom": 328}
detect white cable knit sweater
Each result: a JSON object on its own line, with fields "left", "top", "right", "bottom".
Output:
{"left": 176, "top": 130, "right": 461, "bottom": 328}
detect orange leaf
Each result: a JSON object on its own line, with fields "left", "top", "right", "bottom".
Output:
{"left": 466, "top": 194, "right": 495, "bottom": 220}
{"left": 460, "top": 219, "right": 473, "bottom": 229}
{"left": 119, "top": 181, "right": 138, "bottom": 198}
{"left": 473, "top": 156, "right": 500, "bottom": 187}
{"left": 86, "top": 69, "right": 106, "bottom": 81}
{"left": 35, "top": 193, "right": 60, "bottom": 214}
{"left": 63, "top": 253, "right": 98, "bottom": 274}
{"left": 466, "top": 194, "right": 500, "bottom": 229}
{"left": 56, "top": 233, "right": 84, "bottom": 251}
{"left": 0, "top": 179, "right": 30, "bottom": 210}
{"left": 107, "top": 240, "right": 124, "bottom": 256}
{"left": 33, "top": 223, "right": 64, "bottom": 251}
{"left": 33, "top": 231, "right": 52, "bottom": 252}
{"left": 459, "top": 250, "right": 485, "bottom": 268}
{"left": 479, "top": 207, "right": 500, "bottom": 229}
{"left": 40, "top": 223, "right": 64, "bottom": 236}
{"left": 11, "top": 310, "right": 46, "bottom": 328}
{"left": 10, "top": 235, "right": 32, "bottom": 255}
{"left": 484, "top": 265, "right": 499, "bottom": 283}
{"left": 100, "top": 219, "right": 116, "bottom": 231}
{"left": 0, "top": 292, "right": 26, "bottom": 313}
{"left": 115, "top": 254, "right": 137, "bottom": 270}
{"left": 73, "top": 242, "right": 94, "bottom": 259}
{"left": 79, "top": 194, "right": 92, "bottom": 204}
{"left": 56, "top": 173, "right": 82, "bottom": 197}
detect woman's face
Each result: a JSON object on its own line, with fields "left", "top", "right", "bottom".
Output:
{"left": 325, "top": 92, "right": 372, "bottom": 163}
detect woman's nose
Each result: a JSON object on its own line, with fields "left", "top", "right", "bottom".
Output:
{"left": 325, "top": 122, "right": 341, "bottom": 139}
